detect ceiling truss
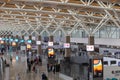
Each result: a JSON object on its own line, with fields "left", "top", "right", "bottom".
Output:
{"left": 0, "top": 0, "right": 119, "bottom": 36}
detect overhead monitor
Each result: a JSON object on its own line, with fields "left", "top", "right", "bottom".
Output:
{"left": 64, "top": 43, "right": 70, "bottom": 48}
{"left": 86, "top": 45, "right": 94, "bottom": 51}
{"left": 36, "top": 41, "right": 41, "bottom": 45}
{"left": 48, "top": 42, "right": 53, "bottom": 46}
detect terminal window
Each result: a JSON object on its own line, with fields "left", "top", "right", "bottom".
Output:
{"left": 110, "top": 61, "right": 116, "bottom": 65}
{"left": 103, "top": 61, "right": 108, "bottom": 65}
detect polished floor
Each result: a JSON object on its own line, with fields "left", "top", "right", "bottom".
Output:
{"left": 4, "top": 52, "right": 63, "bottom": 80}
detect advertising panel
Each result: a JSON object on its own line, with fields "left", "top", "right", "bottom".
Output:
{"left": 48, "top": 48, "right": 54, "bottom": 57}
{"left": 93, "top": 59, "right": 103, "bottom": 78}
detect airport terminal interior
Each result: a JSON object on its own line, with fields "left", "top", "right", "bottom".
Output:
{"left": 0, "top": 0, "right": 120, "bottom": 80}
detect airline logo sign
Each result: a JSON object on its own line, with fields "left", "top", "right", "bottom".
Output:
{"left": 36, "top": 41, "right": 41, "bottom": 45}
{"left": 64, "top": 43, "right": 70, "bottom": 48}
{"left": 48, "top": 42, "right": 53, "bottom": 46}
{"left": 86, "top": 45, "right": 94, "bottom": 51}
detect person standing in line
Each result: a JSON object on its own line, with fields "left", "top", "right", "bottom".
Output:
{"left": 10, "top": 55, "right": 12, "bottom": 64}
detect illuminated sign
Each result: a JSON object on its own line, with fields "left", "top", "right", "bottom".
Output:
{"left": 48, "top": 48, "right": 54, "bottom": 57}
{"left": 12, "top": 42, "right": 16, "bottom": 46}
{"left": 15, "top": 39, "right": 18, "bottom": 42}
{"left": 2, "top": 38, "right": 5, "bottom": 40}
{"left": 10, "top": 38, "right": 13, "bottom": 42}
{"left": 93, "top": 59, "right": 103, "bottom": 78}
{"left": 48, "top": 42, "right": 53, "bottom": 46}
{"left": 36, "top": 41, "right": 41, "bottom": 45}
{"left": 86, "top": 45, "right": 94, "bottom": 51}
{"left": 20, "top": 39, "right": 24, "bottom": 43}
{"left": 27, "top": 40, "right": 32, "bottom": 43}
{"left": 6, "top": 38, "right": 9, "bottom": 41}
{"left": 27, "top": 44, "right": 31, "bottom": 49}
{"left": 16, "top": 56, "right": 19, "bottom": 61}
{"left": 0, "top": 41, "right": 4, "bottom": 44}
{"left": 64, "top": 43, "right": 70, "bottom": 48}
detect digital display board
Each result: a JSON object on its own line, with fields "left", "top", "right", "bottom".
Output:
{"left": 93, "top": 59, "right": 103, "bottom": 78}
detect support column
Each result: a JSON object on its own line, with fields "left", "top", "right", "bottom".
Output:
{"left": 65, "top": 35, "right": 70, "bottom": 57}
{"left": 88, "top": 35, "right": 95, "bottom": 56}
{"left": 16, "top": 35, "right": 18, "bottom": 47}
{"left": 7, "top": 35, "right": 10, "bottom": 50}
{"left": 29, "top": 35, "right": 32, "bottom": 40}
{"left": 49, "top": 35, "right": 53, "bottom": 42}
{"left": 21, "top": 35, "right": 25, "bottom": 45}
{"left": 88, "top": 36, "right": 94, "bottom": 45}
{"left": 22, "top": 35, "right": 24, "bottom": 40}
{"left": 7, "top": 35, "right": 9, "bottom": 44}
{"left": 10, "top": 35, "right": 13, "bottom": 46}
{"left": 38, "top": 35, "right": 42, "bottom": 54}
{"left": 3, "top": 35, "right": 6, "bottom": 45}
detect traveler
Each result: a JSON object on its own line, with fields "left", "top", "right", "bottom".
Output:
{"left": 16, "top": 73, "right": 21, "bottom": 80}
{"left": 41, "top": 72, "right": 48, "bottom": 80}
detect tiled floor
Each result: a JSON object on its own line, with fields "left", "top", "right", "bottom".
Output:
{"left": 4, "top": 53, "right": 63, "bottom": 80}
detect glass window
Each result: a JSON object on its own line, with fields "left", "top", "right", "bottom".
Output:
{"left": 110, "top": 61, "right": 116, "bottom": 65}
{"left": 103, "top": 61, "right": 108, "bottom": 65}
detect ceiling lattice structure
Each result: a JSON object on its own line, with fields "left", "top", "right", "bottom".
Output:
{"left": 0, "top": 0, "right": 120, "bottom": 36}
